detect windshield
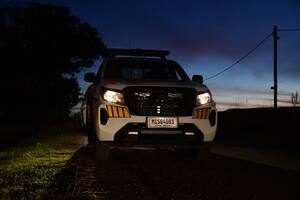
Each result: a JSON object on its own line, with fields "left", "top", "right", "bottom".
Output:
{"left": 104, "top": 59, "right": 189, "bottom": 81}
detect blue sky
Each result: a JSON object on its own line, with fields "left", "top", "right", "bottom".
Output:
{"left": 2, "top": 0, "right": 300, "bottom": 109}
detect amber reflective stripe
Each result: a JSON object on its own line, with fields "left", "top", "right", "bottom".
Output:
{"left": 192, "top": 110, "right": 198, "bottom": 118}
{"left": 202, "top": 109, "right": 207, "bottom": 119}
{"left": 123, "top": 108, "right": 130, "bottom": 118}
{"left": 106, "top": 105, "right": 113, "bottom": 117}
{"left": 112, "top": 106, "right": 118, "bottom": 117}
{"left": 201, "top": 109, "right": 205, "bottom": 119}
{"left": 206, "top": 108, "right": 211, "bottom": 119}
{"left": 118, "top": 107, "right": 124, "bottom": 117}
{"left": 197, "top": 110, "right": 202, "bottom": 119}
{"left": 198, "top": 109, "right": 203, "bottom": 119}
{"left": 204, "top": 109, "right": 208, "bottom": 118}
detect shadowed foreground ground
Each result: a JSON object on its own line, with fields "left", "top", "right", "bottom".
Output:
{"left": 1, "top": 120, "right": 299, "bottom": 200}
{"left": 48, "top": 146, "right": 300, "bottom": 200}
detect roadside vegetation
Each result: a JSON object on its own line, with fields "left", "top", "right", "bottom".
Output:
{"left": 0, "top": 131, "right": 83, "bottom": 200}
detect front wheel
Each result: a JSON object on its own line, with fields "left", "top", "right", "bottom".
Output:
{"left": 86, "top": 105, "right": 96, "bottom": 145}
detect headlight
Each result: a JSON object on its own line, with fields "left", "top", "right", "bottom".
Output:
{"left": 196, "top": 92, "right": 211, "bottom": 105}
{"left": 103, "top": 90, "right": 124, "bottom": 104}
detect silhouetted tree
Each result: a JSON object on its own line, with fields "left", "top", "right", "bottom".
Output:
{"left": 0, "top": 3, "right": 105, "bottom": 125}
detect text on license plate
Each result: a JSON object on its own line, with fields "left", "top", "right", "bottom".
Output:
{"left": 147, "top": 117, "right": 178, "bottom": 128}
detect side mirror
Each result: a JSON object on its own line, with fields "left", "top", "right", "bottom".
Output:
{"left": 84, "top": 72, "right": 96, "bottom": 83}
{"left": 192, "top": 75, "right": 203, "bottom": 84}
{"left": 78, "top": 94, "right": 85, "bottom": 100}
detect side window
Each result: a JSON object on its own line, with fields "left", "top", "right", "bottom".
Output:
{"left": 175, "top": 70, "right": 182, "bottom": 80}
{"left": 162, "top": 66, "right": 181, "bottom": 80}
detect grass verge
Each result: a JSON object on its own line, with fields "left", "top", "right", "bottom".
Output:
{"left": 0, "top": 133, "right": 83, "bottom": 200}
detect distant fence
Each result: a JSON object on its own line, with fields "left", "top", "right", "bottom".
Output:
{"left": 216, "top": 107, "right": 300, "bottom": 151}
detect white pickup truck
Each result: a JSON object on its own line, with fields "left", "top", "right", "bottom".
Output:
{"left": 83, "top": 49, "right": 217, "bottom": 160}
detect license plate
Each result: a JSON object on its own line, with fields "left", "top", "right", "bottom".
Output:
{"left": 147, "top": 117, "right": 178, "bottom": 128}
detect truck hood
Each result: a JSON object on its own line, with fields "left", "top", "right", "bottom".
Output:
{"left": 97, "top": 79, "right": 209, "bottom": 93}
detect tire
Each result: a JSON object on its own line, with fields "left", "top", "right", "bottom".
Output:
{"left": 87, "top": 125, "right": 95, "bottom": 145}
{"left": 86, "top": 105, "right": 95, "bottom": 145}
{"left": 86, "top": 107, "right": 110, "bottom": 161}
{"left": 196, "top": 143, "right": 212, "bottom": 160}
{"left": 94, "top": 140, "right": 110, "bottom": 161}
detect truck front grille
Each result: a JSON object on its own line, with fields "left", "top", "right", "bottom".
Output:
{"left": 124, "top": 87, "right": 196, "bottom": 116}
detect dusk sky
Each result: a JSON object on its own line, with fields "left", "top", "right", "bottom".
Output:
{"left": 2, "top": 0, "right": 300, "bottom": 110}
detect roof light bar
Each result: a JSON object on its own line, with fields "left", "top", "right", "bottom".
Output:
{"left": 104, "top": 48, "right": 170, "bottom": 59}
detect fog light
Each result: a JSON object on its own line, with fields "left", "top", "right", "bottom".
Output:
{"left": 185, "top": 132, "right": 195, "bottom": 136}
{"left": 128, "top": 131, "right": 138, "bottom": 135}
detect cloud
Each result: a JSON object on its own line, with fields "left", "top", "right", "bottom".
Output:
{"left": 103, "top": 5, "right": 244, "bottom": 61}
{"left": 210, "top": 84, "right": 291, "bottom": 97}
{"left": 281, "top": 65, "right": 300, "bottom": 80}
{"left": 161, "top": 30, "right": 236, "bottom": 59}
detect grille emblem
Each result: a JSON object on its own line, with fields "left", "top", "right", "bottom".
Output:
{"left": 168, "top": 93, "right": 183, "bottom": 98}
{"left": 134, "top": 92, "right": 150, "bottom": 98}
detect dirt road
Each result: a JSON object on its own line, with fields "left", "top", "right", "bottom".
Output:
{"left": 49, "top": 145, "right": 300, "bottom": 200}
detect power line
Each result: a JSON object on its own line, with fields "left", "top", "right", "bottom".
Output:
{"left": 204, "top": 32, "right": 273, "bottom": 82}
{"left": 278, "top": 28, "right": 300, "bottom": 32}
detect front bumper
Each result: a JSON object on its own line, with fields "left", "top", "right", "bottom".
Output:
{"left": 93, "top": 103, "right": 217, "bottom": 145}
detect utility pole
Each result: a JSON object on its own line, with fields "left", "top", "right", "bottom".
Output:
{"left": 271, "top": 26, "right": 279, "bottom": 109}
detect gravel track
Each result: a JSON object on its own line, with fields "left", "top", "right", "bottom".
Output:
{"left": 52, "top": 146, "right": 300, "bottom": 200}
